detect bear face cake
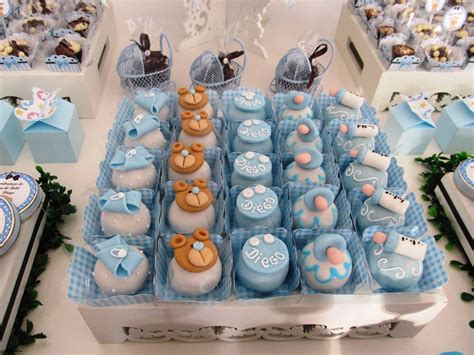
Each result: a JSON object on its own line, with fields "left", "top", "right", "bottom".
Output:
{"left": 232, "top": 119, "right": 273, "bottom": 154}
{"left": 98, "top": 190, "right": 151, "bottom": 237}
{"left": 135, "top": 91, "right": 171, "bottom": 121}
{"left": 236, "top": 233, "right": 289, "bottom": 293}
{"left": 293, "top": 187, "right": 338, "bottom": 229}
{"left": 168, "top": 142, "right": 211, "bottom": 181}
{"left": 178, "top": 111, "right": 218, "bottom": 147}
{"left": 93, "top": 236, "right": 149, "bottom": 296}
{"left": 357, "top": 184, "right": 410, "bottom": 231}
{"left": 300, "top": 233, "right": 352, "bottom": 292}
{"left": 123, "top": 112, "right": 166, "bottom": 150}
{"left": 177, "top": 86, "right": 214, "bottom": 117}
{"left": 368, "top": 230, "right": 426, "bottom": 291}
{"left": 342, "top": 147, "right": 390, "bottom": 192}
{"left": 168, "top": 228, "right": 222, "bottom": 296}
{"left": 334, "top": 122, "right": 378, "bottom": 157}
{"left": 278, "top": 91, "right": 313, "bottom": 122}
{"left": 323, "top": 89, "right": 364, "bottom": 123}
{"left": 284, "top": 148, "right": 326, "bottom": 185}
{"left": 168, "top": 179, "right": 216, "bottom": 233}
{"left": 285, "top": 117, "right": 323, "bottom": 153}
{"left": 227, "top": 90, "right": 267, "bottom": 123}
{"left": 110, "top": 146, "right": 157, "bottom": 189}
{"left": 234, "top": 185, "right": 282, "bottom": 229}
{"left": 230, "top": 152, "right": 273, "bottom": 188}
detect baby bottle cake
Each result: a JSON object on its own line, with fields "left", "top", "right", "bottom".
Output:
{"left": 292, "top": 187, "right": 338, "bottom": 229}
{"left": 284, "top": 148, "right": 326, "bottom": 185}
{"left": 177, "top": 111, "right": 218, "bottom": 147}
{"left": 109, "top": 146, "right": 157, "bottom": 189}
{"left": 232, "top": 119, "right": 273, "bottom": 154}
{"left": 123, "top": 112, "right": 167, "bottom": 150}
{"left": 227, "top": 90, "right": 267, "bottom": 122}
{"left": 334, "top": 122, "right": 378, "bottom": 157}
{"left": 177, "top": 86, "right": 214, "bottom": 117}
{"left": 167, "top": 142, "right": 211, "bottom": 181}
{"left": 234, "top": 185, "right": 282, "bottom": 228}
{"left": 324, "top": 89, "right": 363, "bottom": 123}
{"left": 278, "top": 91, "right": 313, "bottom": 121}
{"left": 230, "top": 152, "right": 273, "bottom": 188}
{"left": 285, "top": 117, "right": 322, "bottom": 153}
{"left": 135, "top": 90, "right": 171, "bottom": 121}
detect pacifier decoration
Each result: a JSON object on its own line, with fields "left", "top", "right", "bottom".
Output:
{"left": 109, "top": 146, "right": 154, "bottom": 171}
{"left": 400, "top": 93, "right": 435, "bottom": 121}
{"left": 294, "top": 148, "right": 323, "bottom": 170}
{"left": 98, "top": 189, "right": 142, "bottom": 215}
{"left": 14, "top": 87, "right": 60, "bottom": 121}
{"left": 297, "top": 118, "right": 319, "bottom": 142}
{"left": 303, "top": 187, "right": 335, "bottom": 212}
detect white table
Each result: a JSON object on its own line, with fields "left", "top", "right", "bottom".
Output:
{"left": 1, "top": 0, "right": 472, "bottom": 353}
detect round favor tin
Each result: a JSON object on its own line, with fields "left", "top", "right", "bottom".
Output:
{"left": 0, "top": 196, "right": 21, "bottom": 255}
{"left": 454, "top": 159, "right": 474, "bottom": 200}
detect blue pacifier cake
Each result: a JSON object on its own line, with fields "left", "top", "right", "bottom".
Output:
{"left": 135, "top": 90, "right": 171, "bottom": 121}
{"left": 227, "top": 90, "right": 267, "bottom": 122}
{"left": 284, "top": 148, "right": 326, "bottom": 185}
{"left": 232, "top": 119, "right": 273, "bottom": 154}
{"left": 300, "top": 233, "right": 352, "bottom": 292}
{"left": 110, "top": 145, "right": 157, "bottom": 189}
{"left": 323, "top": 89, "right": 364, "bottom": 123}
{"left": 236, "top": 233, "right": 289, "bottom": 293}
{"left": 292, "top": 187, "right": 338, "bottom": 229}
{"left": 278, "top": 91, "right": 313, "bottom": 121}
{"left": 123, "top": 112, "right": 166, "bottom": 150}
{"left": 334, "top": 122, "right": 378, "bottom": 157}
{"left": 234, "top": 185, "right": 282, "bottom": 228}
{"left": 231, "top": 152, "right": 273, "bottom": 188}
{"left": 285, "top": 117, "right": 323, "bottom": 153}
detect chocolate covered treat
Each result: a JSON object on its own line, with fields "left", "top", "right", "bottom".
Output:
{"left": 447, "top": 0, "right": 463, "bottom": 5}
{"left": 392, "top": 44, "right": 415, "bottom": 58}
{"left": 0, "top": 40, "right": 30, "bottom": 58}
{"left": 68, "top": 17, "right": 90, "bottom": 37}
{"left": 22, "top": 17, "right": 46, "bottom": 34}
{"left": 218, "top": 50, "right": 244, "bottom": 81}
{"left": 30, "top": 0, "right": 53, "bottom": 15}
{"left": 132, "top": 33, "right": 169, "bottom": 75}
{"left": 397, "top": 7, "right": 414, "bottom": 20}
{"left": 467, "top": 44, "right": 474, "bottom": 58}
{"left": 467, "top": 10, "right": 474, "bottom": 24}
{"left": 75, "top": 1, "right": 97, "bottom": 15}
{"left": 427, "top": 45, "right": 451, "bottom": 63}
{"left": 364, "top": 8, "right": 380, "bottom": 21}
{"left": 55, "top": 39, "right": 82, "bottom": 62}
{"left": 455, "top": 27, "right": 470, "bottom": 41}
{"left": 378, "top": 25, "right": 395, "bottom": 39}
{"left": 414, "top": 24, "right": 435, "bottom": 40}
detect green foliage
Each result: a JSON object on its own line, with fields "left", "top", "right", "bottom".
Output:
{"left": 5, "top": 166, "right": 76, "bottom": 354}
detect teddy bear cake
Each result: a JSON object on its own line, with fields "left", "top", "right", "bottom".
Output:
{"left": 123, "top": 112, "right": 167, "bottom": 150}
{"left": 284, "top": 148, "right": 326, "bottom": 185}
{"left": 292, "top": 187, "right": 338, "bottom": 229}
{"left": 177, "top": 86, "right": 214, "bottom": 117}
{"left": 285, "top": 118, "right": 322, "bottom": 153}
{"left": 232, "top": 119, "right": 273, "bottom": 154}
{"left": 324, "top": 89, "right": 364, "bottom": 123}
{"left": 178, "top": 111, "right": 218, "bottom": 147}
{"left": 168, "top": 228, "right": 222, "bottom": 296}
{"left": 234, "top": 185, "right": 282, "bottom": 228}
{"left": 168, "top": 142, "right": 211, "bottom": 181}
{"left": 227, "top": 90, "right": 267, "bottom": 122}
{"left": 231, "top": 152, "right": 273, "bottom": 188}
{"left": 278, "top": 91, "right": 313, "bottom": 122}
{"left": 334, "top": 123, "right": 378, "bottom": 157}
{"left": 135, "top": 90, "right": 171, "bottom": 121}
{"left": 109, "top": 146, "right": 157, "bottom": 189}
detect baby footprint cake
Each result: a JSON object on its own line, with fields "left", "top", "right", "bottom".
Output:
{"left": 231, "top": 151, "right": 273, "bottom": 188}
{"left": 110, "top": 146, "right": 157, "bottom": 189}
{"left": 227, "top": 90, "right": 267, "bottom": 122}
{"left": 236, "top": 233, "right": 289, "bottom": 293}
{"left": 178, "top": 111, "right": 218, "bottom": 147}
{"left": 234, "top": 185, "right": 282, "bottom": 229}
{"left": 285, "top": 117, "right": 322, "bottom": 153}
{"left": 94, "top": 236, "right": 149, "bottom": 295}
{"left": 168, "top": 179, "right": 216, "bottom": 233}
{"left": 168, "top": 142, "right": 211, "bottom": 181}
{"left": 135, "top": 90, "right": 171, "bottom": 121}
{"left": 357, "top": 184, "right": 410, "bottom": 231}
{"left": 301, "top": 233, "right": 352, "bottom": 292}
{"left": 284, "top": 148, "right": 326, "bottom": 185}
{"left": 334, "top": 122, "right": 378, "bottom": 157}
{"left": 177, "top": 86, "right": 214, "bottom": 117}
{"left": 232, "top": 119, "right": 273, "bottom": 154}
{"left": 324, "top": 89, "right": 363, "bottom": 123}
{"left": 368, "top": 230, "right": 427, "bottom": 291}
{"left": 292, "top": 187, "right": 338, "bottom": 229}
{"left": 278, "top": 91, "right": 313, "bottom": 121}
{"left": 123, "top": 112, "right": 167, "bottom": 150}
{"left": 98, "top": 190, "right": 151, "bottom": 237}
{"left": 168, "top": 228, "right": 222, "bottom": 296}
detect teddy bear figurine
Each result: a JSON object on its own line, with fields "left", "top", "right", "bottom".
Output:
{"left": 177, "top": 86, "right": 214, "bottom": 117}
{"left": 177, "top": 110, "right": 218, "bottom": 147}
{"left": 167, "top": 142, "right": 211, "bottom": 181}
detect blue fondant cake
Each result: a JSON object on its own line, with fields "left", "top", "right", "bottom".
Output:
{"left": 285, "top": 117, "right": 322, "bottom": 153}
{"left": 232, "top": 119, "right": 273, "bottom": 154}
{"left": 227, "top": 90, "right": 267, "bottom": 122}
{"left": 278, "top": 91, "right": 313, "bottom": 121}
{"left": 284, "top": 148, "right": 326, "bottom": 185}
{"left": 231, "top": 152, "right": 273, "bottom": 187}
{"left": 234, "top": 185, "right": 282, "bottom": 228}
{"left": 323, "top": 102, "right": 360, "bottom": 123}
{"left": 334, "top": 122, "right": 377, "bottom": 157}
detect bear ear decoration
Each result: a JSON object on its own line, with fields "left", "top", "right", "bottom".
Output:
{"left": 193, "top": 228, "right": 210, "bottom": 241}
{"left": 294, "top": 147, "right": 323, "bottom": 170}
{"left": 197, "top": 111, "right": 208, "bottom": 119}
{"left": 304, "top": 187, "right": 335, "bottom": 211}
{"left": 170, "top": 234, "right": 187, "bottom": 249}
{"left": 173, "top": 180, "right": 188, "bottom": 192}
{"left": 191, "top": 142, "right": 204, "bottom": 152}
{"left": 193, "top": 178, "right": 207, "bottom": 189}
{"left": 172, "top": 142, "right": 185, "bottom": 153}
{"left": 180, "top": 111, "right": 194, "bottom": 120}
{"left": 194, "top": 85, "right": 206, "bottom": 93}
{"left": 178, "top": 87, "right": 189, "bottom": 95}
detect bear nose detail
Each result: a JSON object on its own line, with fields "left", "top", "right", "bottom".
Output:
{"left": 181, "top": 149, "right": 190, "bottom": 157}
{"left": 193, "top": 241, "right": 204, "bottom": 251}
{"left": 192, "top": 187, "right": 200, "bottom": 194}
{"left": 195, "top": 114, "right": 201, "bottom": 121}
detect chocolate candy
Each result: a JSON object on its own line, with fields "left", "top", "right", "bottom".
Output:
{"left": 75, "top": 1, "right": 97, "bottom": 15}
{"left": 365, "top": 8, "right": 380, "bottom": 21}
{"left": 68, "top": 17, "right": 90, "bottom": 38}
{"left": 468, "top": 45, "right": 474, "bottom": 58}
{"left": 0, "top": 40, "right": 30, "bottom": 57}
{"left": 22, "top": 18, "right": 46, "bottom": 34}
{"left": 378, "top": 25, "right": 395, "bottom": 39}
{"left": 55, "top": 39, "right": 82, "bottom": 62}
{"left": 428, "top": 45, "right": 451, "bottom": 63}
{"left": 392, "top": 44, "right": 415, "bottom": 58}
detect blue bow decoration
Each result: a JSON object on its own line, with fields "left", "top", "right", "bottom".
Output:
{"left": 95, "top": 236, "right": 145, "bottom": 278}
{"left": 396, "top": 55, "right": 417, "bottom": 67}
{"left": 124, "top": 113, "right": 160, "bottom": 140}
{"left": 98, "top": 189, "right": 142, "bottom": 214}
{"left": 47, "top": 55, "right": 78, "bottom": 68}
{"left": 0, "top": 55, "right": 26, "bottom": 69}
{"left": 134, "top": 91, "right": 169, "bottom": 115}
{"left": 109, "top": 146, "right": 154, "bottom": 171}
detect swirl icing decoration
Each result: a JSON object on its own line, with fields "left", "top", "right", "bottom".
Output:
{"left": 360, "top": 199, "right": 405, "bottom": 225}
{"left": 14, "top": 87, "right": 60, "bottom": 121}
{"left": 124, "top": 113, "right": 161, "bottom": 140}
{"left": 98, "top": 189, "right": 142, "bottom": 215}
{"left": 109, "top": 146, "right": 154, "bottom": 171}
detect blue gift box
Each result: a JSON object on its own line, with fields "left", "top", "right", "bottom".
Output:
{"left": 435, "top": 98, "right": 474, "bottom": 154}
{"left": 385, "top": 97, "right": 436, "bottom": 155}
{"left": 0, "top": 101, "right": 24, "bottom": 165}
{"left": 23, "top": 99, "right": 84, "bottom": 163}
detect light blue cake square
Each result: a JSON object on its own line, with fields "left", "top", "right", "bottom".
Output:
{"left": 23, "top": 99, "right": 84, "bottom": 163}
{"left": 0, "top": 101, "right": 25, "bottom": 165}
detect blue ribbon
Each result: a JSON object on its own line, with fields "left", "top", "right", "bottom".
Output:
{"left": 1, "top": 55, "right": 24, "bottom": 69}
{"left": 124, "top": 113, "right": 160, "bottom": 140}
{"left": 98, "top": 189, "right": 142, "bottom": 214}
{"left": 109, "top": 146, "right": 154, "bottom": 171}
{"left": 53, "top": 55, "right": 75, "bottom": 68}
{"left": 396, "top": 56, "right": 415, "bottom": 68}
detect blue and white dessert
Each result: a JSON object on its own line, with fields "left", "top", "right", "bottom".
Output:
{"left": 135, "top": 90, "right": 171, "bottom": 121}
{"left": 98, "top": 190, "right": 151, "bottom": 237}
{"left": 454, "top": 158, "right": 474, "bottom": 200}
{"left": 334, "top": 122, "right": 378, "bottom": 157}
{"left": 231, "top": 152, "right": 273, "bottom": 188}
{"left": 237, "top": 233, "right": 289, "bottom": 293}
{"left": 284, "top": 148, "right": 326, "bottom": 185}
{"left": 357, "top": 184, "right": 410, "bottom": 231}
{"left": 0, "top": 196, "right": 20, "bottom": 255}
{"left": 123, "top": 112, "right": 166, "bottom": 150}
{"left": 178, "top": 111, "right": 218, "bottom": 148}
{"left": 342, "top": 147, "right": 390, "bottom": 192}
{"left": 110, "top": 146, "right": 157, "bottom": 189}
{"left": 285, "top": 117, "right": 322, "bottom": 153}
{"left": 227, "top": 90, "right": 267, "bottom": 122}
{"left": 300, "top": 233, "right": 352, "bottom": 292}
{"left": 278, "top": 91, "right": 313, "bottom": 122}
{"left": 232, "top": 119, "right": 273, "bottom": 154}
{"left": 323, "top": 89, "right": 364, "bottom": 123}
{"left": 234, "top": 185, "right": 282, "bottom": 228}
{"left": 369, "top": 230, "right": 427, "bottom": 291}
{"left": 292, "top": 187, "right": 338, "bottom": 229}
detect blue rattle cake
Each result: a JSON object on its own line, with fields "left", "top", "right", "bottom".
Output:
{"left": 323, "top": 89, "right": 363, "bottom": 123}
{"left": 292, "top": 187, "right": 338, "bottom": 229}
{"left": 135, "top": 90, "right": 171, "bottom": 121}
{"left": 234, "top": 185, "right": 282, "bottom": 228}
{"left": 278, "top": 91, "right": 313, "bottom": 121}
{"left": 109, "top": 146, "right": 157, "bottom": 189}
{"left": 232, "top": 119, "right": 273, "bottom": 154}
{"left": 231, "top": 152, "right": 273, "bottom": 188}
{"left": 334, "top": 122, "right": 378, "bottom": 157}
{"left": 227, "top": 90, "right": 267, "bottom": 122}
{"left": 284, "top": 148, "right": 326, "bottom": 185}
{"left": 123, "top": 112, "right": 166, "bottom": 150}
{"left": 285, "top": 117, "right": 323, "bottom": 153}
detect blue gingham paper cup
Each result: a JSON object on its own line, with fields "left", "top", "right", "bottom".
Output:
{"left": 361, "top": 225, "right": 448, "bottom": 293}
{"left": 154, "top": 234, "right": 232, "bottom": 302}
{"left": 67, "top": 235, "right": 155, "bottom": 306}
{"left": 227, "top": 120, "right": 279, "bottom": 155}
{"left": 287, "top": 182, "right": 353, "bottom": 231}
{"left": 222, "top": 87, "right": 275, "bottom": 125}
{"left": 230, "top": 227, "right": 300, "bottom": 300}
{"left": 294, "top": 228, "right": 368, "bottom": 294}
{"left": 171, "top": 117, "right": 227, "bottom": 150}
{"left": 113, "top": 96, "right": 136, "bottom": 125}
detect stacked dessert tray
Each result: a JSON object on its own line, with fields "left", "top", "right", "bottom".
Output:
{"left": 68, "top": 87, "right": 448, "bottom": 344}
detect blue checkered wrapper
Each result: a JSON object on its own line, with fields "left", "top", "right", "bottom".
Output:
{"left": 67, "top": 235, "right": 155, "bottom": 306}
{"left": 227, "top": 120, "right": 280, "bottom": 155}
{"left": 154, "top": 234, "right": 232, "bottom": 302}
{"left": 82, "top": 190, "right": 161, "bottom": 244}
{"left": 160, "top": 147, "right": 224, "bottom": 192}
{"left": 230, "top": 227, "right": 300, "bottom": 300}
{"left": 225, "top": 186, "right": 292, "bottom": 233}
{"left": 134, "top": 89, "right": 177, "bottom": 122}
{"left": 225, "top": 152, "right": 283, "bottom": 189}
{"left": 272, "top": 92, "right": 317, "bottom": 126}
{"left": 294, "top": 228, "right": 368, "bottom": 294}
{"left": 159, "top": 180, "right": 225, "bottom": 235}
{"left": 222, "top": 87, "right": 275, "bottom": 125}
{"left": 361, "top": 225, "right": 448, "bottom": 293}
{"left": 281, "top": 153, "right": 341, "bottom": 192}
{"left": 277, "top": 118, "right": 331, "bottom": 156}
{"left": 171, "top": 117, "right": 227, "bottom": 150}
{"left": 113, "top": 96, "right": 136, "bottom": 125}
{"left": 287, "top": 182, "right": 353, "bottom": 231}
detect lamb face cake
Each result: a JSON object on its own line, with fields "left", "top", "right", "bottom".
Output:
{"left": 230, "top": 152, "right": 273, "bottom": 188}
{"left": 278, "top": 91, "right": 313, "bottom": 121}
{"left": 236, "top": 233, "right": 289, "bottom": 293}
{"left": 168, "top": 142, "right": 211, "bottom": 181}
{"left": 234, "top": 185, "right": 282, "bottom": 229}
{"left": 292, "top": 187, "right": 338, "bottom": 229}
{"left": 98, "top": 190, "right": 151, "bottom": 237}
{"left": 168, "top": 228, "right": 222, "bottom": 296}
{"left": 285, "top": 117, "right": 322, "bottom": 153}
{"left": 123, "top": 112, "right": 166, "bottom": 150}
{"left": 177, "top": 86, "right": 214, "bottom": 117}
{"left": 334, "top": 123, "right": 378, "bottom": 157}
{"left": 323, "top": 89, "right": 364, "bottom": 123}
{"left": 0, "top": 196, "right": 21, "bottom": 255}
{"left": 232, "top": 119, "right": 273, "bottom": 154}
{"left": 178, "top": 111, "right": 218, "bottom": 147}
{"left": 284, "top": 148, "right": 326, "bottom": 185}
{"left": 227, "top": 90, "right": 267, "bottom": 122}
{"left": 110, "top": 146, "right": 157, "bottom": 189}
{"left": 135, "top": 91, "right": 171, "bottom": 121}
